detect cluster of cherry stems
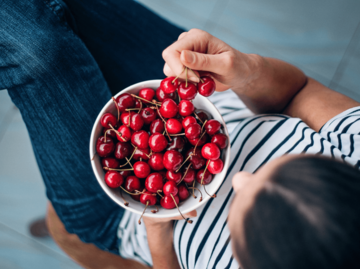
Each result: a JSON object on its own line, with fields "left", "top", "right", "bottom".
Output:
{"left": 95, "top": 68, "right": 228, "bottom": 224}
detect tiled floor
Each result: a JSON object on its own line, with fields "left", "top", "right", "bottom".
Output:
{"left": 1, "top": 0, "right": 359, "bottom": 268}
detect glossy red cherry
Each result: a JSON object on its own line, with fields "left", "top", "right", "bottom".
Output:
{"left": 131, "top": 130, "right": 149, "bottom": 149}
{"left": 139, "top": 88, "right": 155, "bottom": 101}
{"left": 166, "top": 118, "right": 182, "bottom": 134}
{"left": 160, "top": 195, "right": 179, "bottom": 209}
{"left": 140, "top": 107, "right": 157, "bottom": 124}
{"left": 186, "top": 147, "right": 206, "bottom": 170}
{"left": 198, "top": 76, "right": 216, "bottom": 97}
{"left": 129, "top": 113, "right": 144, "bottom": 131}
{"left": 100, "top": 113, "right": 117, "bottom": 128}
{"left": 140, "top": 191, "right": 157, "bottom": 206}
{"left": 178, "top": 184, "right": 190, "bottom": 201}
{"left": 178, "top": 100, "right": 195, "bottom": 117}
{"left": 160, "top": 99, "right": 178, "bottom": 118}
{"left": 148, "top": 153, "right": 165, "bottom": 171}
{"left": 124, "top": 175, "right": 141, "bottom": 192}
{"left": 102, "top": 157, "right": 120, "bottom": 169}
{"left": 195, "top": 109, "right": 212, "bottom": 122}
{"left": 132, "top": 147, "right": 151, "bottom": 161}
{"left": 211, "top": 133, "right": 228, "bottom": 149}
{"left": 178, "top": 81, "right": 197, "bottom": 100}
{"left": 163, "top": 181, "right": 178, "bottom": 196}
{"left": 182, "top": 116, "right": 197, "bottom": 129}
{"left": 120, "top": 111, "right": 135, "bottom": 126}
{"left": 96, "top": 136, "right": 115, "bottom": 157}
{"left": 163, "top": 150, "right": 184, "bottom": 171}
{"left": 182, "top": 167, "right": 195, "bottom": 184}
{"left": 134, "top": 99, "right": 142, "bottom": 109}
{"left": 185, "top": 123, "right": 201, "bottom": 140}
{"left": 201, "top": 143, "right": 220, "bottom": 160}
{"left": 166, "top": 136, "right": 185, "bottom": 152}
{"left": 196, "top": 169, "right": 213, "bottom": 185}
{"left": 117, "top": 125, "right": 132, "bottom": 142}
{"left": 114, "top": 141, "right": 133, "bottom": 159}
{"left": 104, "top": 171, "right": 124, "bottom": 188}
{"left": 116, "top": 93, "right": 135, "bottom": 112}
{"left": 205, "top": 120, "right": 221, "bottom": 136}
{"left": 149, "top": 119, "right": 165, "bottom": 134}
{"left": 149, "top": 133, "right": 168, "bottom": 152}
{"left": 166, "top": 170, "right": 182, "bottom": 183}
{"left": 155, "top": 87, "right": 176, "bottom": 102}
{"left": 133, "top": 161, "right": 151, "bottom": 178}
{"left": 160, "top": 77, "right": 178, "bottom": 94}
{"left": 207, "top": 159, "right": 224, "bottom": 174}
{"left": 145, "top": 173, "right": 164, "bottom": 193}
{"left": 188, "top": 133, "right": 208, "bottom": 146}
{"left": 103, "top": 127, "right": 117, "bottom": 139}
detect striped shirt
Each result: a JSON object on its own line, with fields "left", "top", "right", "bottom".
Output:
{"left": 117, "top": 90, "right": 360, "bottom": 268}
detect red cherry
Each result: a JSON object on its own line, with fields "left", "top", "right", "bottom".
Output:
{"left": 158, "top": 170, "right": 167, "bottom": 181}
{"left": 132, "top": 147, "right": 151, "bottom": 161}
{"left": 114, "top": 141, "right": 133, "bottom": 159}
{"left": 196, "top": 169, "right": 213, "bottom": 185}
{"left": 131, "top": 130, "right": 149, "bottom": 149}
{"left": 116, "top": 93, "right": 135, "bottom": 112}
{"left": 145, "top": 173, "right": 164, "bottom": 193}
{"left": 120, "top": 111, "right": 135, "bottom": 126}
{"left": 160, "top": 195, "right": 179, "bottom": 209}
{"left": 134, "top": 99, "right": 142, "bottom": 109}
{"left": 195, "top": 109, "right": 212, "bottom": 122}
{"left": 166, "top": 136, "right": 185, "bottom": 152}
{"left": 207, "top": 159, "right": 224, "bottom": 174}
{"left": 155, "top": 87, "right": 176, "bottom": 102}
{"left": 131, "top": 193, "right": 141, "bottom": 201}
{"left": 205, "top": 120, "right": 221, "bottom": 136}
{"left": 103, "top": 128, "right": 117, "bottom": 139}
{"left": 100, "top": 113, "right": 117, "bottom": 128}
{"left": 185, "top": 123, "right": 201, "bottom": 140}
{"left": 102, "top": 157, "right": 120, "bottom": 169}
{"left": 178, "top": 184, "right": 190, "bottom": 201}
{"left": 140, "top": 191, "right": 157, "bottom": 206}
{"left": 182, "top": 116, "right": 197, "bottom": 129}
{"left": 211, "top": 133, "right": 228, "bottom": 149}
{"left": 178, "top": 100, "right": 195, "bottom": 117}
{"left": 163, "top": 181, "right": 178, "bottom": 196}
{"left": 148, "top": 153, "right": 165, "bottom": 171}
{"left": 139, "top": 88, "right": 155, "bottom": 101}
{"left": 160, "top": 77, "right": 178, "bottom": 94}
{"left": 182, "top": 167, "right": 195, "bottom": 184}
{"left": 149, "top": 133, "right": 168, "bottom": 152}
{"left": 129, "top": 113, "right": 144, "bottom": 131}
{"left": 96, "top": 136, "right": 115, "bottom": 157}
{"left": 198, "top": 76, "right": 216, "bottom": 97}
{"left": 166, "top": 118, "right": 183, "bottom": 134}
{"left": 188, "top": 133, "right": 208, "bottom": 146}
{"left": 163, "top": 150, "right": 184, "bottom": 171}
{"left": 160, "top": 99, "right": 178, "bottom": 118}
{"left": 104, "top": 171, "right": 124, "bottom": 188}
{"left": 201, "top": 143, "right": 220, "bottom": 160}
{"left": 117, "top": 125, "right": 132, "bottom": 142}
{"left": 124, "top": 175, "right": 141, "bottom": 192}
{"left": 133, "top": 161, "right": 151, "bottom": 178}
{"left": 140, "top": 107, "right": 157, "bottom": 124}
{"left": 178, "top": 81, "right": 197, "bottom": 100}
{"left": 185, "top": 147, "right": 206, "bottom": 169}
{"left": 166, "top": 170, "right": 182, "bottom": 183}
{"left": 149, "top": 119, "right": 165, "bottom": 134}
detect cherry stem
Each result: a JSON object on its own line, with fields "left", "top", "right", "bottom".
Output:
{"left": 103, "top": 167, "right": 133, "bottom": 171}
{"left": 104, "top": 130, "right": 107, "bottom": 141}
{"left": 185, "top": 67, "right": 188, "bottom": 88}
{"left": 145, "top": 150, "right": 153, "bottom": 159}
{"left": 156, "top": 106, "right": 172, "bottom": 141}
{"left": 109, "top": 124, "right": 126, "bottom": 142}
{"left": 201, "top": 160, "right": 210, "bottom": 186}
{"left": 125, "top": 108, "right": 140, "bottom": 111}
{"left": 131, "top": 94, "right": 161, "bottom": 106}
{"left": 193, "top": 131, "right": 206, "bottom": 154}
{"left": 126, "top": 157, "right": 134, "bottom": 168}
{"left": 192, "top": 180, "right": 196, "bottom": 198}
{"left": 188, "top": 187, "right": 203, "bottom": 202}
{"left": 177, "top": 163, "right": 192, "bottom": 185}
{"left": 176, "top": 153, "right": 193, "bottom": 173}
{"left": 201, "top": 120, "right": 208, "bottom": 133}
{"left": 151, "top": 206, "right": 159, "bottom": 214}
{"left": 91, "top": 152, "right": 96, "bottom": 161}
{"left": 178, "top": 88, "right": 181, "bottom": 103}
{"left": 138, "top": 100, "right": 143, "bottom": 114}
{"left": 120, "top": 151, "right": 136, "bottom": 167}
{"left": 193, "top": 112, "right": 204, "bottom": 124}
{"left": 188, "top": 68, "right": 204, "bottom": 83}
{"left": 120, "top": 191, "right": 129, "bottom": 206}
{"left": 172, "top": 66, "right": 185, "bottom": 84}
{"left": 156, "top": 190, "right": 164, "bottom": 198}
{"left": 112, "top": 97, "right": 120, "bottom": 122}
{"left": 169, "top": 133, "right": 185, "bottom": 136}
{"left": 127, "top": 111, "right": 131, "bottom": 127}
{"left": 204, "top": 185, "right": 217, "bottom": 199}
{"left": 170, "top": 194, "right": 193, "bottom": 224}
{"left": 138, "top": 201, "right": 149, "bottom": 225}
{"left": 120, "top": 186, "right": 145, "bottom": 196}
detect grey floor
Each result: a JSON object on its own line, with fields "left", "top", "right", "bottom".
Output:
{"left": 0, "top": 0, "right": 359, "bottom": 268}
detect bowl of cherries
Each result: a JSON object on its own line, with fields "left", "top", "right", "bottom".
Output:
{"left": 90, "top": 75, "right": 230, "bottom": 224}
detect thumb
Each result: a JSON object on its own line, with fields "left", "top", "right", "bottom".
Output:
{"left": 181, "top": 50, "right": 226, "bottom": 74}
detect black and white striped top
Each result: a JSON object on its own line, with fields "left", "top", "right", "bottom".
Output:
{"left": 117, "top": 90, "right": 360, "bottom": 269}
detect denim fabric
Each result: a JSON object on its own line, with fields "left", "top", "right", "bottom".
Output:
{"left": 0, "top": 0, "right": 183, "bottom": 254}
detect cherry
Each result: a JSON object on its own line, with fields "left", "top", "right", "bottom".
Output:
{"left": 155, "top": 87, "right": 176, "bottom": 102}
{"left": 159, "top": 99, "right": 178, "bottom": 118}
{"left": 120, "top": 111, "right": 135, "bottom": 126}
{"left": 129, "top": 113, "right": 144, "bottom": 131}
{"left": 178, "top": 184, "right": 190, "bottom": 201}
{"left": 117, "top": 125, "right": 132, "bottom": 142}
{"left": 134, "top": 99, "right": 142, "bottom": 109}
{"left": 131, "top": 193, "right": 141, "bottom": 201}
{"left": 198, "top": 76, "right": 216, "bottom": 97}
{"left": 188, "top": 133, "right": 208, "bottom": 146}
{"left": 182, "top": 167, "right": 195, "bottom": 184}
{"left": 185, "top": 123, "right": 201, "bottom": 140}
{"left": 133, "top": 161, "right": 151, "bottom": 178}
{"left": 207, "top": 159, "right": 224, "bottom": 174}
{"left": 131, "top": 130, "right": 149, "bottom": 149}
{"left": 124, "top": 175, "right": 141, "bottom": 192}
{"left": 116, "top": 93, "right": 135, "bottom": 112}
{"left": 205, "top": 119, "right": 221, "bottom": 136}
{"left": 149, "top": 119, "right": 165, "bottom": 134}
{"left": 148, "top": 153, "right": 165, "bottom": 171}
{"left": 160, "top": 195, "right": 179, "bottom": 209}
{"left": 182, "top": 116, "right": 197, "bottom": 129}
{"left": 119, "top": 170, "right": 132, "bottom": 178}
{"left": 102, "top": 157, "right": 120, "bottom": 169}
{"left": 139, "top": 88, "right": 155, "bottom": 102}
{"left": 163, "top": 181, "right": 178, "bottom": 196}
{"left": 201, "top": 143, "right": 221, "bottom": 160}
{"left": 166, "top": 118, "right": 182, "bottom": 134}
{"left": 114, "top": 141, "right": 133, "bottom": 159}
{"left": 140, "top": 108, "right": 157, "bottom": 125}
{"left": 166, "top": 170, "right": 182, "bottom": 183}
{"left": 100, "top": 113, "right": 117, "bottom": 128}
{"left": 145, "top": 173, "right": 164, "bottom": 193}
{"left": 211, "top": 133, "right": 228, "bottom": 149}
{"left": 103, "top": 127, "right": 117, "bottom": 139}
{"left": 163, "top": 150, "right": 184, "bottom": 171}
{"left": 178, "top": 81, "right": 197, "bottom": 100}
{"left": 178, "top": 100, "right": 195, "bottom": 116}
{"left": 96, "top": 136, "right": 115, "bottom": 157}
{"left": 149, "top": 133, "right": 168, "bottom": 152}
{"left": 166, "top": 136, "right": 185, "bottom": 152}
{"left": 104, "top": 171, "right": 124, "bottom": 188}
{"left": 158, "top": 170, "right": 167, "bottom": 181}
{"left": 140, "top": 191, "right": 157, "bottom": 206}
{"left": 195, "top": 109, "right": 212, "bottom": 122}
{"left": 186, "top": 147, "right": 206, "bottom": 170}
{"left": 132, "top": 147, "right": 151, "bottom": 161}
{"left": 196, "top": 169, "right": 213, "bottom": 185}
{"left": 160, "top": 77, "right": 178, "bottom": 94}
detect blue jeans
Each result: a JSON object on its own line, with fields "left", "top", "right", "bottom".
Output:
{"left": 0, "top": 0, "right": 183, "bottom": 254}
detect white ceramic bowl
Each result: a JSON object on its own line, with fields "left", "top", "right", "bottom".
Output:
{"left": 90, "top": 80, "right": 230, "bottom": 218}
